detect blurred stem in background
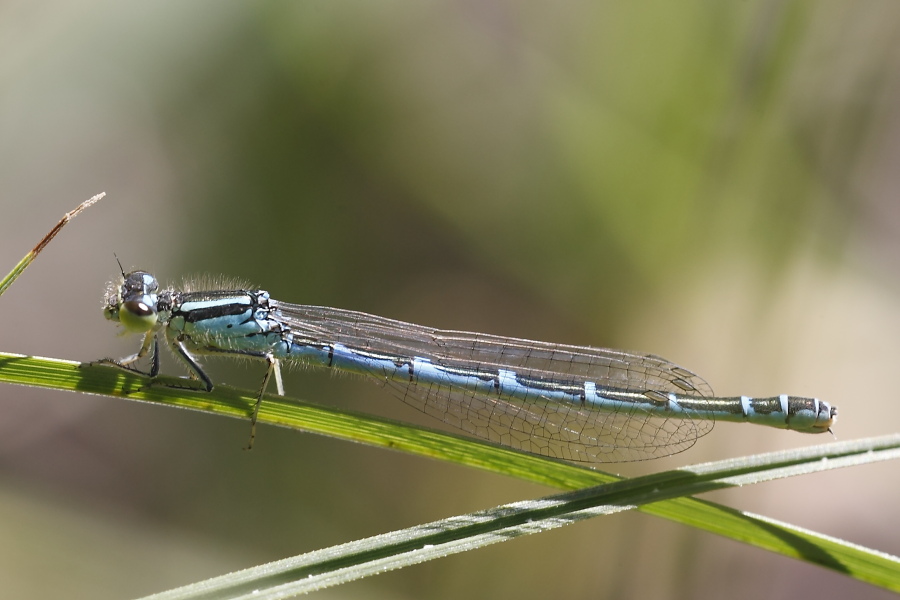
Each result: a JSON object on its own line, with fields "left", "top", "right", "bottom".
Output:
{"left": 161, "top": 2, "right": 874, "bottom": 339}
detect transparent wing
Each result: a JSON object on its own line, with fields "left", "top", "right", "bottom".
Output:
{"left": 274, "top": 301, "right": 716, "bottom": 462}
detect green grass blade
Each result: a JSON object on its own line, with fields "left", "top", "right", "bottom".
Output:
{"left": 0, "top": 352, "right": 606, "bottom": 488}
{"left": 138, "top": 437, "right": 900, "bottom": 599}
{"left": 0, "top": 193, "right": 105, "bottom": 297}
{"left": 2, "top": 352, "right": 899, "bottom": 596}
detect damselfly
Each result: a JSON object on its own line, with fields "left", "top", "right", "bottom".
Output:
{"left": 101, "top": 270, "right": 836, "bottom": 463}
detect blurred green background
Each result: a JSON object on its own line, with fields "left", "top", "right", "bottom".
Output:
{"left": 2, "top": 1, "right": 899, "bottom": 598}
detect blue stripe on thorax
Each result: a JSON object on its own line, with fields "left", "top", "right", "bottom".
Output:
{"left": 168, "top": 292, "right": 292, "bottom": 355}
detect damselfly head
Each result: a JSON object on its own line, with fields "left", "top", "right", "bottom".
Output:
{"left": 104, "top": 270, "right": 160, "bottom": 333}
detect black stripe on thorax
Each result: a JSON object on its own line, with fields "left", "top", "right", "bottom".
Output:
{"left": 176, "top": 300, "right": 255, "bottom": 323}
